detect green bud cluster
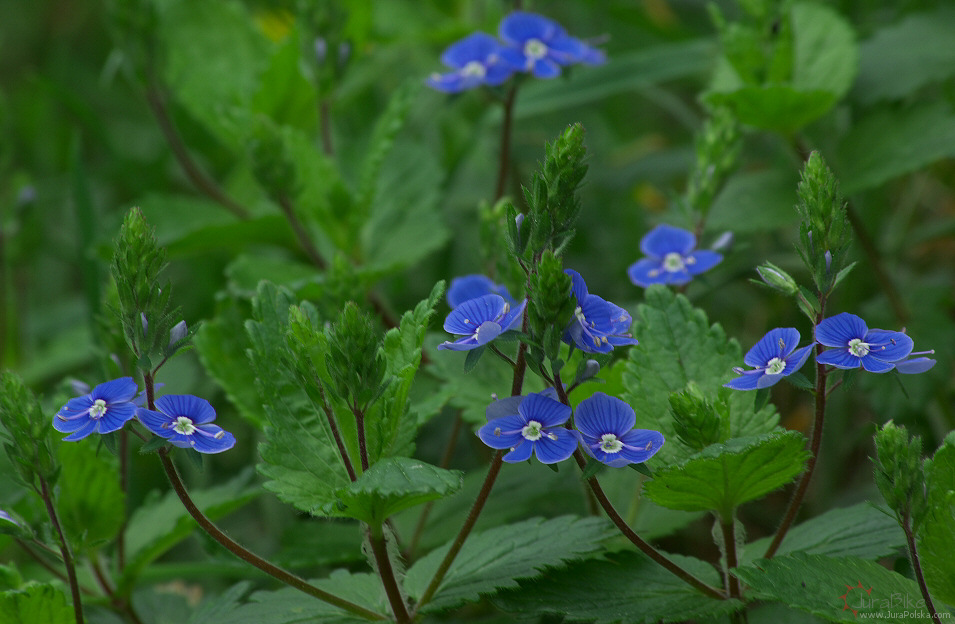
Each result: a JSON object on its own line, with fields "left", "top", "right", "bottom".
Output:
{"left": 874, "top": 421, "right": 928, "bottom": 529}
{"left": 0, "top": 372, "right": 58, "bottom": 492}
{"left": 669, "top": 385, "right": 723, "bottom": 452}
{"left": 326, "top": 303, "right": 386, "bottom": 410}
{"left": 516, "top": 123, "right": 588, "bottom": 260}
{"left": 248, "top": 118, "right": 298, "bottom": 205}
{"left": 795, "top": 152, "right": 851, "bottom": 296}
{"left": 685, "top": 107, "right": 740, "bottom": 217}
{"left": 111, "top": 208, "right": 185, "bottom": 372}
{"left": 295, "top": 1, "right": 353, "bottom": 97}
{"left": 526, "top": 251, "right": 574, "bottom": 362}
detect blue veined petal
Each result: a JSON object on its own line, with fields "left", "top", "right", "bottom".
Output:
{"left": 565, "top": 269, "right": 589, "bottom": 303}
{"left": 440, "top": 32, "right": 501, "bottom": 68}
{"left": 547, "top": 35, "right": 599, "bottom": 65}
{"left": 617, "top": 429, "right": 665, "bottom": 464}
{"left": 498, "top": 47, "right": 531, "bottom": 72}
{"left": 136, "top": 408, "right": 172, "bottom": 437}
{"left": 485, "top": 395, "right": 524, "bottom": 421}
{"left": 61, "top": 418, "right": 100, "bottom": 442}
{"left": 533, "top": 429, "right": 577, "bottom": 464}
{"left": 97, "top": 403, "right": 137, "bottom": 433}
{"left": 444, "top": 294, "right": 509, "bottom": 335}
{"left": 640, "top": 224, "right": 696, "bottom": 258}
{"left": 478, "top": 415, "right": 526, "bottom": 449}
{"left": 815, "top": 312, "right": 867, "bottom": 347}
{"left": 685, "top": 250, "right": 723, "bottom": 276}
{"left": 784, "top": 344, "right": 814, "bottom": 374}
{"left": 575, "top": 392, "right": 636, "bottom": 439}
{"left": 744, "top": 328, "right": 801, "bottom": 367}
{"left": 816, "top": 348, "right": 861, "bottom": 369}
{"left": 436, "top": 336, "right": 481, "bottom": 351}
{"left": 864, "top": 330, "right": 913, "bottom": 363}
{"left": 498, "top": 298, "right": 528, "bottom": 332}
{"left": 894, "top": 357, "right": 936, "bottom": 374}
{"left": 484, "top": 62, "right": 517, "bottom": 85}
{"left": 756, "top": 371, "right": 786, "bottom": 389}
{"left": 723, "top": 370, "right": 764, "bottom": 390}
{"left": 627, "top": 258, "right": 667, "bottom": 287}
{"left": 499, "top": 11, "right": 564, "bottom": 45}
{"left": 530, "top": 57, "right": 561, "bottom": 78}
{"left": 168, "top": 424, "right": 235, "bottom": 454}
{"left": 155, "top": 394, "right": 217, "bottom": 425}
{"left": 860, "top": 354, "right": 897, "bottom": 374}
{"left": 503, "top": 439, "right": 534, "bottom": 463}
{"left": 519, "top": 392, "right": 572, "bottom": 428}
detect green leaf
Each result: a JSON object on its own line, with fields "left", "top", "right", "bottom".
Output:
{"left": 622, "top": 285, "right": 780, "bottom": 466}
{"left": 0, "top": 584, "right": 74, "bottom": 624}
{"left": 224, "top": 253, "right": 323, "bottom": 298}
{"left": 119, "top": 468, "right": 258, "bottom": 593}
{"left": 644, "top": 431, "right": 808, "bottom": 517}
{"left": 705, "top": 86, "right": 836, "bottom": 134}
{"left": 735, "top": 553, "right": 926, "bottom": 622}
{"left": 55, "top": 441, "right": 124, "bottom": 550}
{"left": 854, "top": 7, "right": 955, "bottom": 104}
{"left": 836, "top": 102, "right": 955, "bottom": 194}
{"left": 742, "top": 502, "right": 906, "bottom": 564}
{"left": 918, "top": 431, "right": 955, "bottom": 606}
{"left": 405, "top": 516, "right": 613, "bottom": 613}
{"left": 790, "top": 2, "right": 857, "bottom": 100}
{"left": 247, "top": 282, "right": 354, "bottom": 514}
{"left": 708, "top": 169, "right": 800, "bottom": 234}
{"left": 491, "top": 550, "right": 741, "bottom": 623}
{"left": 322, "top": 457, "right": 461, "bottom": 524}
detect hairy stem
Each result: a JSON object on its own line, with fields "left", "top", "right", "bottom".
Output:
{"left": 318, "top": 385, "right": 357, "bottom": 482}
{"left": 277, "top": 194, "right": 327, "bottom": 270}
{"left": 494, "top": 85, "right": 518, "bottom": 201}
{"left": 353, "top": 405, "right": 370, "bottom": 472}
{"left": 40, "top": 478, "right": 85, "bottom": 624}
{"left": 902, "top": 512, "right": 941, "bottom": 623}
{"left": 720, "top": 515, "right": 742, "bottom": 599}
{"left": 367, "top": 523, "right": 411, "bottom": 623}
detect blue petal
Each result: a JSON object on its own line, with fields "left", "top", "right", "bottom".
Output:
{"left": 756, "top": 371, "right": 786, "bottom": 389}
{"left": 484, "top": 62, "right": 517, "bottom": 86}
{"left": 618, "top": 429, "right": 665, "bottom": 464}
{"left": 547, "top": 35, "right": 600, "bottom": 65}
{"left": 478, "top": 415, "right": 526, "bottom": 450}
{"left": 860, "top": 354, "right": 896, "bottom": 374}
{"left": 444, "top": 295, "right": 508, "bottom": 334}
{"left": 503, "top": 440, "right": 534, "bottom": 463}
{"left": 498, "top": 298, "right": 528, "bottom": 332}
{"left": 723, "top": 370, "right": 764, "bottom": 390}
{"left": 440, "top": 32, "right": 501, "bottom": 68}
{"left": 685, "top": 250, "right": 723, "bottom": 276}
{"left": 426, "top": 71, "right": 475, "bottom": 93}
{"left": 136, "top": 408, "right": 174, "bottom": 438}
{"left": 815, "top": 313, "right": 867, "bottom": 347}
{"left": 485, "top": 395, "right": 523, "bottom": 421}
{"left": 565, "top": 269, "right": 589, "bottom": 303}
{"left": 174, "top": 425, "right": 235, "bottom": 454}
{"left": 894, "top": 357, "right": 936, "bottom": 374}
{"left": 97, "top": 402, "right": 137, "bottom": 433}
{"left": 816, "top": 348, "right": 861, "bottom": 369}
{"left": 530, "top": 58, "right": 561, "bottom": 78}
{"left": 627, "top": 258, "right": 667, "bottom": 288}
{"left": 864, "top": 330, "right": 913, "bottom": 363}
{"left": 93, "top": 377, "right": 138, "bottom": 404}
{"left": 61, "top": 419, "right": 99, "bottom": 442}
{"left": 499, "top": 11, "right": 563, "bottom": 45}
{"left": 783, "top": 344, "right": 814, "bottom": 375}
{"left": 640, "top": 224, "right": 696, "bottom": 258}
{"left": 156, "top": 394, "right": 217, "bottom": 425}
{"left": 744, "top": 328, "right": 801, "bottom": 367}
{"left": 518, "top": 392, "right": 571, "bottom": 428}
{"left": 533, "top": 429, "right": 578, "bottom": 464}
{"left": 498, "top": 47, "right": 531, "bottom": 72}
{"left": 448, "top": 275, "right": 514, "bottom": 308}
{"left": 574, "top": 392, "right": 635, "bottom": 439}
{"left": 436, "top": 336, "right": 481, "bottom": 351}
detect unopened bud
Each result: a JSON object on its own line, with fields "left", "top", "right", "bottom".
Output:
{"left": 141, "top": 313, "right": 149, "bottom": 336}
{"left": 756, "top": 262, "right": 799, "bottom": 296}
{"left": 169, "top": 320, "right": 188, "bottom": 348}
{"left": 824, "top": 250, "right": 832, "bottom": 276}
{"left": 710, "top": 231, "right": 734, "bottom": 252}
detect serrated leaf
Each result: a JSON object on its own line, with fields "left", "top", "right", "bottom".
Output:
{"left": 622, "top": 285, "right": 780, "bottom": 465}
{"left": 55, "top": 440, "right": 124, "bottom": 550}
{"left": 743, "top": 502, "right": 906, "bottom": 564}
{"left": 322, "top": 457, "right": 461, "bottom": 524}
{"left": 406, "top": 516, "right": 613, "bottom": 613}
{"left": 918, "top": 431, "right": 955, "bottom": 606}
{"left": 735, "top": 553, "right": 925, "bottom": 623}
{"left": 0, "top": 584, "right": 74, "bottom": 624}
{"left": 119, "top": 468, "right": 258, "bottom": 593}
{"left": 492, "top": 550, "right": 741, "bottom": 624}
{"left": 644, "top": 431, "right": 808, "bottom": 516}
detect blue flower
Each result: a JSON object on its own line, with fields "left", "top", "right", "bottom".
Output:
{"left": 426, "top": 32, "right": 516, "bottom": 93}
{"left": 815, "top": 313, "right": 920, "bottom": 374}
{"left": 53, "top": 377, "right": 139, "bottom": 441}
{"left": 498, "top": 11, "right": 605, "bottom": 78}
{"left": 724, "top": 328, "right": 814, "bottom": 390}
{"left": 574, "top": 392, "right": 664, "bottom": 467}
{"left": 627, "top": 224, "right": 723, "bottom": 287}
{"left": 137, "top": 395, "right": 236, "bottom": 454}
{"left": 437, "top": 294, "right": 526, "bottom": 351}
{"left": 477, "top": 392, "right": 577, "bottom": 463}
{"left": 447, "top": 274, "right": 516, "bottom": 308}
{"left": 563, "top": 269, "right": 638, "bottom": 354}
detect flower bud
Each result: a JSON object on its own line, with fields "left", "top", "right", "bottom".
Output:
{"left": 168, "top": 320, "right": 188, "bottom": 348}
{"left": 756, "top": 262, "right": 799, "bottom": 296}
{"left": 710, "top": 230, "right": 734, "bottom": 252}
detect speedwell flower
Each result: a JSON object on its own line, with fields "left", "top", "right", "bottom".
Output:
{"left": 478, "top": 391, "right": 577, "bottom": 463}
{"left": 447, "top": 274, "right": 516, "bottom": 308}
{"left": 53, "top": 377, "right": 139, "bottom": 441}
{"left": 437, "top": 294, "right": 526, "bottom": 351}
{"left": 627, "top": 224, "right": 723, "bottom": 287}
{"left": 815, "top": 313, "right": 916, "bottom": 373}
{"left": 724, "top": 328, "right": 814, "bottom": 390}
{"left": 563, "top": 269, "right": 638, "bottom": 354}
{"left": 574, "top": 392, "right": 664, "bottom": 467}
{"left": 426, "top": 32, "right": 516, "bottom": 93}
{"left": 137, "top": 395, "right": 236, "bottom": 454}
{"left": 498, "top": 11, "right": 605, "bottom": 78}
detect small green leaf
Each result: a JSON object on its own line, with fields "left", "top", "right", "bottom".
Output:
{"left": 918, "top": 431, "right": 955, "bottom": 606}
{"left": 406, "top": 516, "right": 613, "bottom": 613}
{"left": 644, "top": 431, "right": 808, "bottom": 516}
{"left": 492, "top": 550, "right": 740, "bottom": 623}
{"left": 463, "top": 345, "right": 485, "bottom": 373}
{"left": 735, "top": 553, "right": 925, "bottom": 622}
{"left": 55, "top": 441, "right": 125, "bottom": 550}
{"left": 323, "top": 457, "right": 461, "bottom": 524}
{"left": 0, "top": 584, "right": 74, "bottom": 624}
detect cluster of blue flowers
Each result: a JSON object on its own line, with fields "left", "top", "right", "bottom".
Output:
{"left": 478, "top": 390, "right": 664, "bottom": 466}
{"left": 725, "top": 312, "right": 936, "bottom": 390}
{"left": 427, "top": 11, "right": 605, "bottom": 93}
{"left": 53, "top": 377, "right": 235, "bottom": 454}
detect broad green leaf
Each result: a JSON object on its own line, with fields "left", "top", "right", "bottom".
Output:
{"left": 735, "top": 553, "right": 926, "bottom": 623}
{"left": 225, "top": 252, "right": 323, "bottom": 298}
{"left": 705, "top": 86, "right": 835, "bottom": 134}
{"left": 644, "top": 431, "right": 808, "bottom": 517}
{"left": 55, "top": 440, "right": 124, "bottom": 550}
{"left": 491, "top": 550, "right": 740, "bottom": 623}
{"left": 854, "top": 7, "right": 955, "bottom": 104}
{"left": 250, "top": 28, "right": 317, "bottom": 132}
{"left": 918, "top": 431, "right": 955, "bottom": 606}
{"left": 622, "top": 285, "right": 780, "bottom": 466}
{"left": 0, "top": 584, "right": 74, "bottom": 624}
{"left": 208, "top": 570, "right": 389, "bottom": 624}
{"left": 742, "top": 502, "right": 906, "bottom": 564}
{"left": 119, "top": 468, "right": 258, "bottom": 593}
{"left": 708, "top": 169, "right": 800, "bottom": 234}
{"left": 790, "top": 3, "right": 857, "bottom": 100}
{"left": 836, "top": 102, "right": 955, "bottom": 194}
{"left": 247, "top": 282, "right": 353, "bottom": 515}
{"left": 322, "top": 457, "right": 461, "bottom": 524}
{"left": 186, "top": 582, "right": 252, "bottom": 624}
{"left": 405, "top": 516, "right": 613, "bottom": 613}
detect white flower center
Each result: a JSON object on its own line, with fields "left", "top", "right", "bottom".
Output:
{"left": 524, "top": 39, "right": 548, "bottom": 60}
{"left": 89, "top": 399, "right": 107, "bottom": 419}
{"left": 848, "top": 338, "right": 870, "bottom": 357}
{"left": 521, "top": 420, "right": 543, "bottom": 441}
{"left": 599, "top": 434, "right": 623, "bottom": 453}
{"left": 461, "top": 60, "right": 486, "bottom": 78}
{"left": 765, "top": 357, "right": 786, "bottom": 375}
{"left": 172, "top": 416, "right": 197, "bottom": 435}
{"left": 663, "top": 252, "right": 686, "bottom": 273}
